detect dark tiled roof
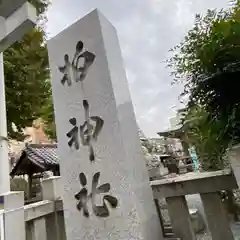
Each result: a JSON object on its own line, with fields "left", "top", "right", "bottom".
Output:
{"left": 25, "top": 144, "right": 58, "bottom": 167}
{"left": 10, "top": 143, "right": 59, "bottom": 177}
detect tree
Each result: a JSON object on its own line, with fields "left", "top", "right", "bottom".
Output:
{"left": 168, "top": 0, "right": 240, "bottom": 168}
{"left": 40, "top": 96, "right": 56, "bottom": 140}
{"left": 184, "top": 106, "right": 229, "bottom": 170}
{"left": 4, "top": 0, "right": 51, "bottom": 140}
{"left": 29, "top": 0, "right": 49, "bottom": 16}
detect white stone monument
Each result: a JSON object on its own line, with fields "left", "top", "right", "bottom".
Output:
{"left": 0, "top": 0, "right": 37, "bottom": 194}
{"left": 48, "top": 9, "right": 163, "bottom": 240}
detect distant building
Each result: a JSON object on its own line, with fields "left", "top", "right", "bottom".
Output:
{"left": 158, "top": 108, "right": 187, "bottom": 156}
{"left": 138, "top": 128, "right": 147, "bottom": 141}
{"left": 9, "top": 118, "right": 54, "bottom": 168}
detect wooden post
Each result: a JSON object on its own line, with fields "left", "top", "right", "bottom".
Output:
{"left": 201, "top": 192, "right": 234, "bottom": 240}
{"left": 166, "top": 196, "right": 196, "bottom": 240}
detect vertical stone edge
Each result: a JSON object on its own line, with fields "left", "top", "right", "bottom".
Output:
{"left": 96, "top": 9, "right": 164, "bottom": 240}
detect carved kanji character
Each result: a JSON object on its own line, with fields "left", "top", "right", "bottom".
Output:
{"left": 59, "top": 54, "right": 72, "bottom": 86}
{"left": 80, "top": 100, "right": 104, "bottom": 161}
{"left": 72, "top": 41, "right": 96, "bottom": 82}
{"left": 75, "top": 172, "right": 118, "bottom": 218}
{"left": 66, "top": 118, "right": 79, "bottom": 150}
{"left": 75, "top": 173, "right": 89, "bottom": 217}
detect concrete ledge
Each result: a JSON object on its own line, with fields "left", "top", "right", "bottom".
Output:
{"left": 151, "top": 170, "right": 237, "bottom": 199}
{"left": 24, "top": 199, "right": 63, "bottom": 222}
{"left": 24, "top": 200, "right": 54, "bottom": 222}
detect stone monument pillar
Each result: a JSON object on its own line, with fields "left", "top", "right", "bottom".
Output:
{"left": 48, "top": 9, "right": 163, "bottom": 240}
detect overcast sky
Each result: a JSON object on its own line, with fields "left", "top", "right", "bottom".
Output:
{"left": 46, "top": 0, "right": 230, "bottom": 137}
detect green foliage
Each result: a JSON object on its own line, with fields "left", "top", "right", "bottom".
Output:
{"left": 185, "top": 106, "right": 229, "bottom": 170}
{"left": 29, "top": 0, "right": 49, "bottom": 16}
{"left": 169, "top": 1, "right": 240, "bottom": 84}
{"left": 169, "top": 1, "right": 240, "bottom": 169}
{"left": 4, "top": 0, "right": 51, "bottom": 140}
{"left": 40, "top": 96, "right": 57, "bottom": 140}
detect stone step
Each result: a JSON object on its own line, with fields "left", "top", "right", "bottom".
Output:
{"left": 164, "top": 232, "right": 175, "bottom": 237}
{"left": 164, "top": 225, "right": 173, "bottom": 233}
{"left": 164, "top": 238, "right": 181, "bottom": 240}
{"left": 163, "top": 223, "right": 177, "bottom": 239}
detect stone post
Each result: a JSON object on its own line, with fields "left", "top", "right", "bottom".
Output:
{"left": 228, "top": 144, "right": 240, "bottom": 187}
{"left": 1, "top": 191, "right": 25, "bottom": 240}
{"left": 0, "top": 0, "right": 36, "bottom": 194}
{"left": 42, "top": 176, "right": 66, "bottom": 240}
{"left": 48, "top": 9, "right": 163, "bottom": 240}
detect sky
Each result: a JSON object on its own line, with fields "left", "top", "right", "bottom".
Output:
{"left": 46, "top": 0, "right": 231, "bottom": 137}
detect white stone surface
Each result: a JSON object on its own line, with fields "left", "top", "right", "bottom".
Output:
{"left": 1, "top": 191, "right": 25, "bottom": 240}
{"left": 0, "top": 210, "right": 4, "bottom": 240}
{"left": 0, "top": 0, "right": 37, "bottom": 194}
{"left": 0, "top": 0, "right": 27, "bottom": 18}
{"left": 0, "top": 53, "right": 9, "bottom": 194}
{"left": 48, "top": 9, "right": 163, "bottom": 240}
{"left": 0, "top": 2, "right": 37, "bottom": 52}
